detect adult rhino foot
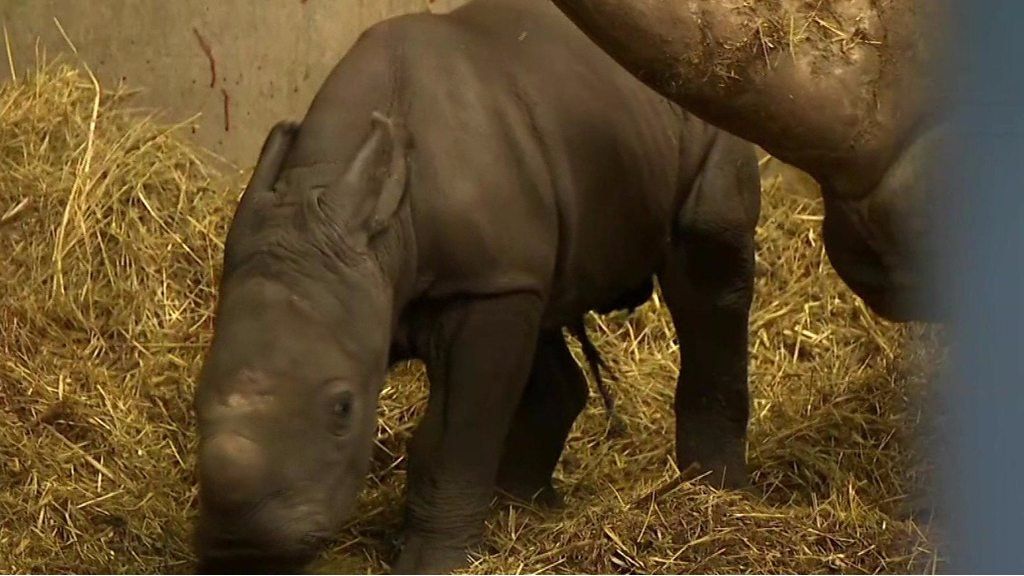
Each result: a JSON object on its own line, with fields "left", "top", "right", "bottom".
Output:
{"left": 390, "top": 533, "right": 472, "bottom": 575}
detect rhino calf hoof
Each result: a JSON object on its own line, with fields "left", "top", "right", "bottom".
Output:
{"left": 677, "top": 441, "right": 749, "bottom": 490}
{"left": 496, "top": 478, "right": 565, "bottom": 508}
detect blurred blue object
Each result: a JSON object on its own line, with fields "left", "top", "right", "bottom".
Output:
{"left": 943, "top": 0, "right": 1024, "bottom": 572}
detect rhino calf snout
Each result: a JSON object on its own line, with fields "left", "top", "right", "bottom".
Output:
{"left": 199, "top": 434, "right": 269, "bottom": 512}
{"left": 197, "top": 434, "right": 331, "bottom": 570}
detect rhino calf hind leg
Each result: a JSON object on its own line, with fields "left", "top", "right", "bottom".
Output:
{"left": 496, "top": 329, "right": 589, "bottom": 507}
{"left": 660, "top": 232, "right": 754, "bottom": 490}
{"left": 396, "top": 293, "right": 544, "bottom": 574}
{"left": 660, "top": 136, "right": 760, "bottom": 490}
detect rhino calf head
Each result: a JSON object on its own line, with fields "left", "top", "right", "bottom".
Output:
{"left": 194, "top": 116, "right": 409, "bottom": 571}
{"left": 194, "top": 278, "right": 379, "bottom": 571}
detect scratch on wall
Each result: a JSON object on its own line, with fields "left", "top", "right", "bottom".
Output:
{"left": 192, "top": 27, "right": 216, "bottom": 88}
{"left": 221, "top": 88, "right": 230, "bottom": 132}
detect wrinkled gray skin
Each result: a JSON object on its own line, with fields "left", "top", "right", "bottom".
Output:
{"left": 195, "top": 0, "right": 759, "bottom": 573}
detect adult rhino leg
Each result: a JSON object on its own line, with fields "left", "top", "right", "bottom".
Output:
{"left": 394, "top": 293, "right": 543, "bottom": 575}
{"left": 659, "top": 135, "right": 760, "bottom": 489}
{"left": 496, "top": 329, "right": 588, "bottom": 507}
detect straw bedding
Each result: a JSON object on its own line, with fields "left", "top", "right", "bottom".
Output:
{"left": 0, "top": 64, "right": 941, "bottom": 573}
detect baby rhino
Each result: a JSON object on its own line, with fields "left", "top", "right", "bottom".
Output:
{"left": 194, "top": 0, "right": 760, "bottom": 572}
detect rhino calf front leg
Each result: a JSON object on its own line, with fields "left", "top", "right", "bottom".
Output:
{"left": 395, "top": 293, "right": 544, "bottom": 574}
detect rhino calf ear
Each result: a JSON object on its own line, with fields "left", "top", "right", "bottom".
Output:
{"left": 335, "top": 112, "right": 410, "bottom": 242}
{"left": 367, "top": 112, "right": 409, "bottom": 237}
{"left": 224, "top": 121, "right": 299, "bottom": 269}
{"left": 246, "top": 120, "right": 300, "bottom": 197}
{"left": 340, "top": 112, "right": 409, "bottom": 239}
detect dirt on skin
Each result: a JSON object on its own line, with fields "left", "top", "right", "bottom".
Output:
{"left": 549, "top": 0, "right": 948, "bottom": 197}
{"left": 0, "top": 64, "right": 942, "bottom": 573}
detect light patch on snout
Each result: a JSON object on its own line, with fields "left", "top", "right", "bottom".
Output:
{"left": 286, "top": 292, "right": 317, "bottom": 315}
{"left": 223, "top": 391, "right": 274, "bottom": 410}
{"left": 221, "top": 368, "right": 276, "bottom": 410}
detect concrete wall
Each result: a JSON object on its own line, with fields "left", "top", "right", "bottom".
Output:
{"left": 0, "top": 0, "right": 467, "bottom": 167}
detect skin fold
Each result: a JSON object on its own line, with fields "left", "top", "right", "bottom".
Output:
{"left": 549, "top": 0, "right": 951, "bottom": 322}
{"left": 194, "top": 0, "right": 761, "bottom": 572}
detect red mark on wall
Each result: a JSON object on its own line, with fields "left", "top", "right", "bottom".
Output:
{"left": 221, "top": 89, "right": 231, "bottom": 132}
{"left": 192, "top": 28, "right": 217, "bottom": 88}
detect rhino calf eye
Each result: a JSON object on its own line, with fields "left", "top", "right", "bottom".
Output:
{"left": 330, "top": 391, "right": 355, "bottom": 436}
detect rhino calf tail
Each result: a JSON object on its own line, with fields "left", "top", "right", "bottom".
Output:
{"left": 567, "top": 318, "right": 626, "bottom": 436}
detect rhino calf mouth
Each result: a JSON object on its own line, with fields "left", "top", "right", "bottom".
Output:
{"left": 196, "top": 523, "right": 333, "bottom": 574}
{"left": 196, "top": 477, "right": 337, "bottom": 574}
{"left": 197, "top": 551, "right": 310, "bottom": 575}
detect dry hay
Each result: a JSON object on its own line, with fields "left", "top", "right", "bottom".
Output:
{"left": 0, "top": 64, "right": 941, "bottom": 573}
